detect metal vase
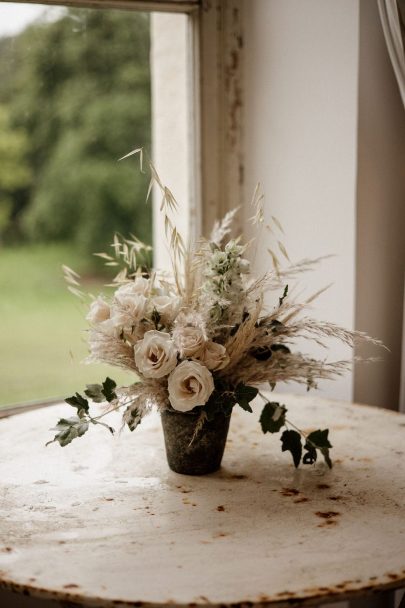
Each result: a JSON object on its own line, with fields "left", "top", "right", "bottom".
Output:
{"left": 161, "top": 408, "right": 231, "bottom": 475}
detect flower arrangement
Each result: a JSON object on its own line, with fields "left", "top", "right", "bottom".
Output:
{"left": 47, "top": 151, "right": 383, "bottom": 472}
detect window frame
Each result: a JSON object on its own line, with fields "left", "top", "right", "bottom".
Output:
{"left": 5, "top": 0, "right": 200, "bottom": 13}
{"left": 0, "top": 0, "right": 244, "bottom": 416}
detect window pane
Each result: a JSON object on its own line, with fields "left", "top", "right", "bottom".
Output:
{"left": 0, "top": 3, "right": 173, "bottom": 406}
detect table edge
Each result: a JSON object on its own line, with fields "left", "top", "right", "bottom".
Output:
{"left": 0, "top": 574, "right": 404, "bottom": 608}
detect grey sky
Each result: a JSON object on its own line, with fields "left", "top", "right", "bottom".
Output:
{"left": 0, "top": 2, "right": 64, "bottom": 38}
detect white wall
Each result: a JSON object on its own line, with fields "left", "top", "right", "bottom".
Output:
{"left": 243, "top": 0, "right": 360, "bottom": 400}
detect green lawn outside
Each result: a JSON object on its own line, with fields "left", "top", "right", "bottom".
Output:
{"left": 0, "top": 243, "right": 133, "bottom": 407}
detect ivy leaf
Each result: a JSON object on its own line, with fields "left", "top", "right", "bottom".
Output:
{"left": 54, "top": 416, "right": 81, "bottom": 427}
{"left": 307, "top": 429, "right": 333, "bottom": 468}
{"left": 84, "top": 384, "right": 104, "bottom": 402}
{"left": 322, "top": 450, "right": 333, "bottom": 469}
{"left": 46, "top": 416, "right": 89, "bottom": 447}
{"left": 83, "top": 378, "right": 117, "bottom": 403}
{"left": 281, "top": 429, "right": 302, "bottom": 468}
{"left": 204, "top": 387, "right": 236, "bottom": 418}
{"left": 235, "top": 384, "right": 258, "bottom": 413}
{"left": 251, "top": 346, "right": 272, "bottom": 361}
{"left": 307, "top": 429, "right": 332, "bottom": 448}
{"left": 124, "top": 406, "right": 143, "bottom": 432}
{"left": 102, "top": 377, "right": 117, "bottom": 402}
{"left": 260, "top": 402, "right": 287, "bottom": 433}
{"left": 271, "top": 344, "right": 291, "bottom": 355}
{"left": 65, "top": 393, "right": 89, "bottom": 416}
{"left": 303, "top": 443, "right": 317, "bottom": 465}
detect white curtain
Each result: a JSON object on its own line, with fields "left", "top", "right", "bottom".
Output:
{"left": 378, "top": 1, "right": 405, "bottom": 419}
{"left": 378, "top": 0, "right": 405, "bottom": 107}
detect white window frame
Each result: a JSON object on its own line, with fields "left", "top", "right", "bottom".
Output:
{"left": 197, "top": 0, "right": 244, "bottom": 236}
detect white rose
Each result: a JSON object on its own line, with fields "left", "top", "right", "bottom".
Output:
{"left": 134, "top": 330, "right": 178, "bottom": 378}
{"left": 198, "top": 341, "right": 230, "bottom": 371}
{"left": 113, "top": 291, "right": 147, "bottom": 324}
{"left": 151, "top": 295, "right": 180, "bottom": 323}
{"left": 115, "top": 276, "right": 151, "bottom": 298}
{"left": 168, "top": 360, "right": 214, "bottom": 412}
{"left": 175, "top": 326, "right": 205, "bottom": 358}
{"left": 97, "top": 314, "right": 129, "bottom": 338}
{"left": 86, "top": 297, "right": 110, "bottom": 324}
{"left": 133, "top": 276, "right": 151, "bottom": 295}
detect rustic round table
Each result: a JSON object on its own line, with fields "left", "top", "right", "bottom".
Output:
{"left": 0, "top": 394, "right": 404, "bottom": 608}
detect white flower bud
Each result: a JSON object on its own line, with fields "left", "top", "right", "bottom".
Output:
{"left": 86, "top": 297, "right": 110, "bottom": 324}
{"left": 198, "top": 341, "right": 230, "bottom": 371}
{"left": 174, "top": 326, "right": 205, "bottom": 358}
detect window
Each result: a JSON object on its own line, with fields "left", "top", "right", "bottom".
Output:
{"left": 0, "top": 0, "right": 243, "bottom": 411}
{"left": 0, "top": 0, "right": 211, "bottom": 408}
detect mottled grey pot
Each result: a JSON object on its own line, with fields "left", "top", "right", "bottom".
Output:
{"left": 161, "top": 409, "right": 231, "bottom": 476}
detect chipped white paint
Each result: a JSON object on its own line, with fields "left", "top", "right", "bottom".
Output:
{"left": 199, "top": 0, "right": 245, "bottom": 237}
{"left": 0, "top": 394, "right": 404, "bottom": 607}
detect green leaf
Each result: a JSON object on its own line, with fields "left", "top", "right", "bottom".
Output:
{"left": 83, "top": 378, "right": 117, "bottom": 403}
{"left": 55, "top": 416, "right": 80, "bottom": 427}
{"left": 235, "top": 384, "right": 258, "bottom": 413}
{"left": 65, "top": 393, "right": 89, "bottom": 415}
{"left": 307, "top": 429, "right": 332, "bottom": 449}
{"left": 321, "top": 449, "right": 333, "bottom": 469}
{"left": 203, "top": 385, "right": 237, "bottom": 420}
{"left": 84, "top": 383, "right": 104, "bottom": 402}
{"left": 307, "top": 429, "right": 333, "bottom": 468}
{"left": 76, "top": 422, "right": 89, "bottom": 437}
{"left": 303, "top": 443, "right": 317, "bottom": 465}
{"left": 260, "top": 402, "right": 287, "bottom": 433}
{"left": 46, "top": 416, "right": 89, "bottom": 447}
{"left": 281, "top": 430, "right": 302, "bottom": 468}
{"left": 238, "top": 402, "right": 253, "bottom": 413}
{"left": 251, "top": 346, "right": 272, "bottom": 361}
{"left": 271, "top": 344, "right": 291, "bottom": 355}
{"left": 102, "top": 377, "right": 117, "bottom": 402}
{"left": 124, "top": 406, "right": 143, "bottom": 432}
